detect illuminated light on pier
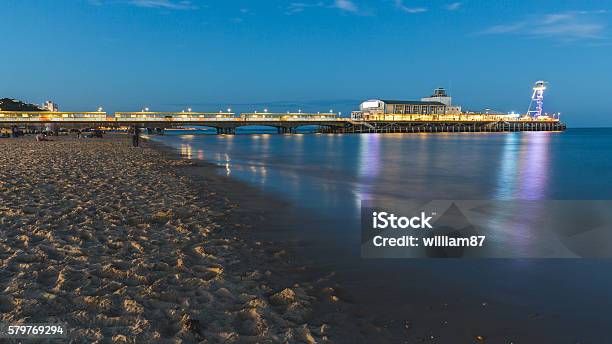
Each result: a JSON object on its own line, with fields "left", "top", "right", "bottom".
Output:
{"left": 0, "top": 110, "right": 566, "bottom": 133}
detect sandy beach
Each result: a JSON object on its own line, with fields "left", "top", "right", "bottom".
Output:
{"left": 0, "top": 134, "right": 371, "bottom": 343}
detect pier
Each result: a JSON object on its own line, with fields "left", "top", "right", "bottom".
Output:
{"left": 330, "top": 119, "right": 566, "bottom": 133}
{"left": 0, "top": 111, "right": 565, "bottom": 134}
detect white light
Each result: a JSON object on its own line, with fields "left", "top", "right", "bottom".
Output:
{"left": 227, "top": 108, "right": 232, "bottom": 112}
{"left": 361, "top": 101, "right": 380, "bottom": 109}
{"left": 188, "top": 108, "right": 192, "bottom": 112}
{"left": 264, "top": 108, "right": 268, "bottom": 113}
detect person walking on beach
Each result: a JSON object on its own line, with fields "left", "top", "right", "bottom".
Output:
{"left": 132, "top": 126, "right": 140, "bottom": 147}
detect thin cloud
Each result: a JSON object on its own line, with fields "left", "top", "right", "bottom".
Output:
{"left": 395, "top": 0, "right": 427, "bottom": 14}
{"left": 129, "top": 0, "right": 197, "bottom": 10}
{"left": 333, "top": 0, "right": 358, "bottom": 13}
{"left": 285, "top": 1, "right": 365, "bottom": 15}
{"left": 89, "top": 0, "right": 198, "bottom": 10}
{"left": 480, "top": 11, "right": 607, "bottom": 42}
{"left": 285, "top": 2, "right": 324, "bottom": 15}
{"left": 445, "top": 2, "right": 461, "bottom": 11}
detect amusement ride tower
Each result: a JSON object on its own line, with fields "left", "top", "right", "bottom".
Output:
{"left": 527, "top": 81, "right": 547, "bottom": 118}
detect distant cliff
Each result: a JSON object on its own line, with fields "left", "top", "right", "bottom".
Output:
{"left": 0, "top": 98, "right": 42, "bottom": 111}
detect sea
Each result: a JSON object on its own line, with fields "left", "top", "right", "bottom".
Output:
{"left": 151, "top": 128, "right": 612, "bottom": 341}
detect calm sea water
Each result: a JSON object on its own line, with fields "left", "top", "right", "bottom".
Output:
{"left": 153, "top": 128, "right": 612, "bottom": 340}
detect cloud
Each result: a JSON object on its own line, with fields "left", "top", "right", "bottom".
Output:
{"left": 333, "top": 0, "right": 358, "bottom": 13}
{"left": 480, "top": 11, "right": 607, "bottom": 42}
{"left": 445, "top": 2, "right": 461, "bottom": 11}
{"left": 89, "top": 0, "right": 198, "bottom": 10}
{"left": 129, "top": 0, "right": 197, "bottom": 9}
{"left": 285, "top": 2, "right": 323, "bottom": 14}
{"left": 285, "top": 1, "right": 365, "bottom": 15}
{"left": 394, "top": 0, "right": 426, "bottom": 14}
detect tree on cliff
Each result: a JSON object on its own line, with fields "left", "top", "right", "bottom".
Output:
{"left": 0, "top": 98, "right": 43, "bottom": 111}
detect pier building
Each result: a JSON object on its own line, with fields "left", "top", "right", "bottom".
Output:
{"left": 352, "top": 88, "right": 461, "bottom": 120}
{"left": 421, "top": 88, "right": 461, "bottom": 114}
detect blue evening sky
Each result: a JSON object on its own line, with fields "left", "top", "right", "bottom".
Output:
{"left": 2, "top": 0, "right": 611, "bottom": 126}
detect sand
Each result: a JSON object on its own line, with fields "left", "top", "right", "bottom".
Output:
{"left": 0, "top": 134, "right": 358, "bottom": 343}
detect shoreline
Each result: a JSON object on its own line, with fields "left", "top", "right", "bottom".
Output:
{"left": 145, "top": 136, "right": 401, "bottom": 342}
{"left": 0, "top": 134, "right": 372, "bottom": 343}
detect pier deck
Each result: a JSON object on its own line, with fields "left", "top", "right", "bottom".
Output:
{"left": 0, "top": 111, "right": 566, "bottom": 134}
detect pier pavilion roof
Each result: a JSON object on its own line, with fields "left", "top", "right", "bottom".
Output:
{"left": 380, "top": 100, "right": 446, "bottom": 106}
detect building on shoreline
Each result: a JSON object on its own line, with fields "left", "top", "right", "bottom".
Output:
{"left": 41, "top": 100, "right": 59, "bottom": 112}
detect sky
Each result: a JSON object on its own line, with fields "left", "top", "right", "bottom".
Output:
{"left": 2, "top": 0, "right": 611, "bottom": 126}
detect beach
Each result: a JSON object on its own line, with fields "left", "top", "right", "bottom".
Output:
{"left": 0, "top": 134, "right": 371, "bottom": 343}
{"left": 3, "top": 132, "right": 610, "bottom": 343}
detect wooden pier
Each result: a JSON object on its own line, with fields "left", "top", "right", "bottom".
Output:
{"left": 0, "top": 111, "right": 566, "bottom": 134}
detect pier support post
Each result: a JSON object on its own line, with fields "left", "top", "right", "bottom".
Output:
{"left": 216, "top": 127, "right": 235, "bottom": 135}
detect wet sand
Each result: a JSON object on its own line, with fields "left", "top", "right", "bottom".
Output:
{"left": 0, "top": 134, "right": 372, "bottom": 343}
